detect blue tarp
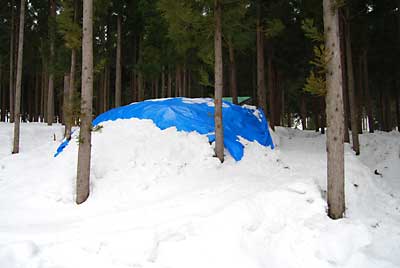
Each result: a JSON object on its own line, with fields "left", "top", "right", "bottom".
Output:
{"left": 55, "top": 98, "right": 274, "bottom": 161}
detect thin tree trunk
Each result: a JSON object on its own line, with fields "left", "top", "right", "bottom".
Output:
{"left": 256, "top": 2, "right": 267, "bottom": 114}
{"left": 267, "top": 48, "right": 275, "bottom": 130}
{"left": 76, "top": 0, "right": 93, "bottom": 205}
{"left": 12, "top": 0, "right": 25, "bottom": 154}
{"left": 63, "top": 74, "right": 70, "bottom": 133}
{"left": 362, "top": 50, "right": 374, "bottom": 133}
{"left": 161, "top": 66, "right": 166, "bottom": 98}
{"left": 34, "top": 71, "right": 40, "bottom": 121}
{"left": 396, "top": 85, "right": 400, "bottom": 132}
{"left": 300, "top": 94, "right": 307, "bottom": 130}
{"left": 323, "top": 0, "right": 345, "bottom": 219}
{"left": 65, "top": 0, "right": 78, "bottom": 140}
{"left": 228, "top": 40, "right": 238, "bottom": 104}
{"left": 167, "top": 68, "right": 172, "bottom": 97}
{"left": 9, "top": 0, "right": 15, "bottom": 123}
{"left": 344, "top": 8, "right": 360, "bottom": 155}
{"left": 214, "top": 0, "right": 224, "bottom": 163}
{"left": 47, "top": 0, "right": 56, "bottom": 125}
{"left": 115, "top": 14, "right": 122, "bottom": 107}
{"left": 0, "top": 58, "right": 2, "bottom": 121}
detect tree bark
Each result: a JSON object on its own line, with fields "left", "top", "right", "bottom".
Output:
{"left": 12, "top": 0, "right": 25, "bottom": 154}
{"left": 362, "top": 50, "right": 374, "bottom": 133}
{"left": 228, "top": 41, "right": 238, "bottom": 104}
{"left": 167, "top": 68, "right": 172, "bottom": 97}
{"left": 76, "top": 0, "right": 93, "bottom": 205}
{"left": 9, "top": 0, "right": 15, "bottom": 123}
{"left": 161, "top": 66, "right": 166, "bottom": 98}
{"left": 300, "top": 94, "right": 307, "bottom": 130}
{"left": 214, "top": 0, "right": 224, "bottom": 163}
{"left": 267, "top": 48, "right": 275, "bottom": 130}
{"left": 115, "top": 14, "right": 122, "bottom": 107}
{"left": 63, "top": 74, "right": 70, "bottom": 131}
{"left": 256, "top": 3, "right": 267, "bottom": 114}
{"left": 344, "top": 8, "right": 360, "bottom": 155}
{"left": 47, "top": 0, "right": 56, "bottom": 125}
{"left": 339, "top": 9, "right": 350, "bottom": 142}
{"left": 65, "top": 0, "right": 78, "bottom": 140}
{"left": 323, "top": 0, "right": 345, "bottom": 219}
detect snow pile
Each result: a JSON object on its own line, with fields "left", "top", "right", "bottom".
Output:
{"left": 55, "top": 98, "right": 274, "bottom": 160}
{"left": 0, "top": 122, "right": 399, "bottom": 268}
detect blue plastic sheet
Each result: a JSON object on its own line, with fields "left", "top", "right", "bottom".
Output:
{"left": 55, "top": 98, "right": 274, "bottom": 160}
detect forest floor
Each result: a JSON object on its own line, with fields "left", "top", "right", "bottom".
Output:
{"left": 0, "top": 121, "right": 399, "bottom": 268}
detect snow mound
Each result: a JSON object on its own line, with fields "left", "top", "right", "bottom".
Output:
{"left": 55, "top": 98, "right": 274, "bottom": 160}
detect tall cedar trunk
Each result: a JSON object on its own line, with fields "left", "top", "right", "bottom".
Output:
{"left": 0, "top": 58, "right": 2, "bottom": 121}
{"left": 115, "top": 14, "right": 122, "bottom": 107}
{"left": 396, "top": 84, "right": 400, "bottom": 131}
{"left": 12, "top": 0, "right": 25, "bottom": 154}
{"left": 300, "top": 94, "right": 307, "bottom": 130}
{"left": 256, "top": 4, "right": 267, "bottom": 114}
{"left": 161, "top": 66, "right": 166, "bottom": 98}
{"left": 183, "top": 63, "right": 187, "bottom": 97}
{"left": 339, "top": 9, "right": 350, "bottom": 142}
{"left": 167, "top": 68, "right": 172, "bottom": 97}
{"left": 1, "top": 65, "right": 7, "bottom": 122}
{"left": 188, "top": 70, "right": 192, "bottom": 97}
{"left": 34, "top": 71, "right": 40, "bottom": 121}
{"left": 138, "top": 72, "right": 143, "bottom": 101}
{"left": 62, "top": 74, "right": 70, "bottom": 131}
{"left": 362, "top": 50, "right": 374, "bottom": 133}
{"left": 76, "top": 0, "right": 93, "bottom": 205}
{"left": 323, "top": 0, "right": 345, "bottom": 219}
{"left": 344, "top": 8, "right": 360, "bottom": 155}
{"left": 47, "top": 0, "right": 56, "bottom": 125}
{"left": 9, "top": 0, "right": 15, "bottom": 123}
{"left": 66, "top": 0, "right": 78, "bottom": 140}
{"left": 384, "top": 89, "right": 392, "bottom": 131}
{"left": 267, "top": 49, "right": 275, "bottom": 130}
{"left": 214, "top": 0, "right": 224, "bottom": 163}
{"left": 228, "top": 41, "right": 238, "bottom": 104}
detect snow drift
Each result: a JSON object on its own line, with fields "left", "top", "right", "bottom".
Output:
{"left": 55, "top": 98, "right": 274, "bottom": 160}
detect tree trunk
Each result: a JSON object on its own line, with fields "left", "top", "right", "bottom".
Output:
{"left": 47, "top": 0, "right": 56, "bottom": 125}
{"left": 323, "top": 0, "right": 345, "bottom": 219}
{"left": 115, "top": 14, "right": 122, "bottom": 107}
{"left": 256, "top": 4, "right": 267, "bottom": 114}
{"left": 362, "top": 50, "right": 374, "bottom": 133}
{"left": 214, "top": 0, "right": 224, "bottom": 163}
{"left": 300, "top": 94, "right": 307, "bottom": 130}
{"left": 65, "top": 0, "right": 78, "bottom": 140}
{"left": 12, "top": 0, "right": 25, "bottom": 154}
{"left": 63, "top": 74, "right": 70, "bottom": 132}
{"left": 167, "top": 68, "right": 172, "bottom": 97}
{"left": 9, "top": 0, "right": 15, "bottom": 123}
{"left": 76, "top": 0, "right": 93, "bottom": 205}
{"left": 228, "top": 41, "right": 238, "bottom": 104}
{"left": 161, "top": 66, "right": 166, "bottom": 98}
{"left": 267, "top": 48, "right": 275, "bottom": 130}
{"left": 344, "top": 8, "right": 360, "bottom": 155}
{"left": 339, "top": 9, "right": 350, "bottom": 142}
{"left": 396, "top": 85, "right": 400, "bottom": 132}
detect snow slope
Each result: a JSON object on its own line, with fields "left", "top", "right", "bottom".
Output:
{"left": 0, "top": 121, "right": 399, "bottom": 268}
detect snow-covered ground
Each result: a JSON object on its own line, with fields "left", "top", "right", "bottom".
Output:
{"left": 0, "top": 121, "right": 399, "bottom": 268}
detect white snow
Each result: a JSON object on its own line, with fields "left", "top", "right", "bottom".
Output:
{"left": 0, "top": 121, "right": 399, "bottom": 268}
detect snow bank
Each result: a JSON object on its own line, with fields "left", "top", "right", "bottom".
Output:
{"left": 1, "top": 122, "right": 399, "bottom": 268}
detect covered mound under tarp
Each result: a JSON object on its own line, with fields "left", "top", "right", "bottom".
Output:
{"left": 55, "top": 98, "right": 274, "bottom": 161}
